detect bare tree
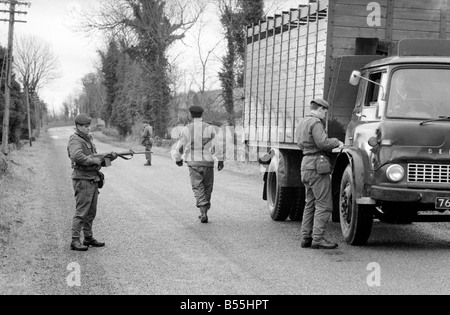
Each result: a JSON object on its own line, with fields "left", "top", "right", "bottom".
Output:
{"left": 75, "top": 0, "right": 206, "bottom": 137}
{"left": 63, "top": 92, "right": 80, "bottom": 120}
{"left": 14, "top": 35, "right": 61, "bottom": 139}
{"left": 76, "top": 0, "right": 205, "bottom": 51}
{"left": 264, "top": 0, "right": 286, "bottom": 15}
{"left": 81, "top": 71, "right": 106, "bottom": 119}
{"left": 62, "top": 101, "right": 70, "bottom": 121}
{"left": 193, "top": 18, "right": 222, "bottom": 94}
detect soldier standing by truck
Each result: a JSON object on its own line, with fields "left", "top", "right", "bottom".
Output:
{"left": 141, "top": 120, "right": 154, "bottom": 166}
{"left": 296, "top": 99, "right": 343, "bottom": 250}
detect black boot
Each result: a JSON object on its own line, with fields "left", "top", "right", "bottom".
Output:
{"left": 198, "top": 207, "right": 208, "bottom": 223}
{"left": 311, "top": 238, "right": 338, "bottom": 250}
{"left": 300, "top": 237, "right": 313, "bottom": 248}
{"left": 83, "top": 237, "right": 105, "bottom": 248}
{"left": 71, "top": 239, "right": 88, "bottom": 251}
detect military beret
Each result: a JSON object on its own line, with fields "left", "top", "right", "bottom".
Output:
{"left": 311, "top": 99, "right": 330, "bottom": 109}
{"left": 189, "top": 105, "right": 204, "bottom": 114}
{"left": 142, "top": 120, "right": 149, "bottom": 124}
{"left": 75, "top": 114, "right": 92, "bottom": 125}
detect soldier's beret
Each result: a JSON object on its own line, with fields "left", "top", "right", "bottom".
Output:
{"left": 311, "top": 99, "right": 330, "bottom": 109}
{"left": 142, "top": 120, "right": 149, "bottom": 124}
{"left": 189, "top": 105, "right": 204, "bottom": 114}
{"left": 75, "top": 114, "right": 92, "bottom": 125}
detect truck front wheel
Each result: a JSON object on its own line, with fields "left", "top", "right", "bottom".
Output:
{"left": 340, "top": 165, "right": 374, "bottom": 245}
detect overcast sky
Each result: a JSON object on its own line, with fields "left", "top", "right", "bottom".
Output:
{"left": 0, "top": 0, "right": 305, "bottom": 115}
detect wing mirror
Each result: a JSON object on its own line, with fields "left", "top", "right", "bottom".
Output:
{"left": 350, "top": 70, "right": 386, "bottom": 100}
{"left": 368, "top": 137, "right": 379, "bottom": 147}
{"left": 350, "top": 71, "right": 362, "bottom": 86}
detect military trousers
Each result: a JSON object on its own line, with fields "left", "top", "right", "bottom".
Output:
{"left": 188, "top": 166, "right": 214, "bottom": 210}
{"left": 72, "top": 180, "right": 99, "bottom": 240}
{"left": 300, "top": 169, "right": 333, "bottom": 241}
{"left": 145, "top": 143, "right": 153, "bottom": 163}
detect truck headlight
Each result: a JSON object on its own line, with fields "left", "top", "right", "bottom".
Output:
{"left": 386, "top": 164, "right": 405, "bottom": 182}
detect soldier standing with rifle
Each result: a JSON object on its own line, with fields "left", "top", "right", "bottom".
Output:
{"left": 67, "top": 114, "right": 117, "bottom": 251}
{"left": 141, "top": 120, "right": 154, "bottom": 166}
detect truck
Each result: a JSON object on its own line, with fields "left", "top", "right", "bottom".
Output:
{"left": 243, "top": 0, "right": 450, "bottom": 245}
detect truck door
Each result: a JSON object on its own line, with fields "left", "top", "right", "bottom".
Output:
{"left": 360, "top": 71, "right": 387, "bottom": 121}
{"left": 347, "top": 71, "right": 386, "bottom": 148}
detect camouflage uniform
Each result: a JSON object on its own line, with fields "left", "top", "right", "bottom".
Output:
{"left": 296, "top": 110, "right": 341, "bottom": 243}
{"left": 141, "top": 124, "right": 154, "bottom": 165}
{"left": 67, "top": 131, "right": 102, "bottom": 242}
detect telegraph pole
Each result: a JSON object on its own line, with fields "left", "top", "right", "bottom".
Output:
{"left": 0, "top": 0, "right": 30, "bottom": 155}
{"left": 25, "top": 84, "right": 31, "bottom": 146}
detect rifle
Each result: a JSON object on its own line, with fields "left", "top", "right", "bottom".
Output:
{"left": 94, "top": 150, "right": 153, "bottom": 167}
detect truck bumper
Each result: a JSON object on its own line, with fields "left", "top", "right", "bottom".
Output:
{"left": 370, "top": 186, "right": 450, "bottom": 204}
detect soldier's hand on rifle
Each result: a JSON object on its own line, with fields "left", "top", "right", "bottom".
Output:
{"left": 176, "top": 160, "right": 184, "bottom": 167}
{"left": 218, "top": 161, "right": 224, "bottom": 172}
{"left": 91, "top": 157, "right": 102, "bottom": 166}
{"left": 109, "top": 152, "right": 118, "bottom": 161}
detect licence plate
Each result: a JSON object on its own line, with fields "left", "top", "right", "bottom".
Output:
{"left": 436, "top": 198, "right": 450, "bottom": 210}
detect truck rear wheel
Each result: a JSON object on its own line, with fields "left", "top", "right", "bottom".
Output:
{"left": 289, "top": 188, "right": 305, "bottom": 221}
{"left": 340, "top": 165, "right": 374, "bottom": 245}
{"left": 267, "top": 170, "right": 295, "bottom": 221}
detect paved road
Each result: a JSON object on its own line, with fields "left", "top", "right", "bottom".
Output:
{"left": 1, "top": 127, "right": 449, "bottom": 295}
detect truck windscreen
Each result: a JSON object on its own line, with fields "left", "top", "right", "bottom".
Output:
{"left": 387, "top": 68, "right": 450, "bottom": 120}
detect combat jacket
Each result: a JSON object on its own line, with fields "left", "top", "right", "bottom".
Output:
{"left": 141, "top": 125, "right": 154, "bottom": 146}
{"left": 67, "top": 131, "right": 101, "bottom": 180}
{"left": 296, "top": 113, "right": 341, "bottom": 171}
{"left": 172, "top": 118, "right": 223, "bottom": 168}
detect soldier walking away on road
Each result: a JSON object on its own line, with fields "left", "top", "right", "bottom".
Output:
{"left": 67, "top": 114, "right": 117, "bottom": 251}
{"left": 172, "top": 106, "right": 224, "bottom": 223}
{"left": 296, "top": 99, "right": 344, "bottom": 250}
{"left": 141, "top": 120, "right": 154, "bottom": 166}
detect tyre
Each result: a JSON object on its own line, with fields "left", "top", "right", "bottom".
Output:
{"left": 267, "top": 169, "right": 295, "bottom": 221}
{"left": 339, "top": 165, "right": 374, "bottom": 245}
{"left": 289, "top": 188, "right": 305, "bottom": 221}
{"left": 332, "top": 190, "right": 341, "bottom": 223}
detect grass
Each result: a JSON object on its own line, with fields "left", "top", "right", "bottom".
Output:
{"left": 0, "top": 149, "right": 33, "bottom": 247}
{"left": 0, "top": 154, "right": 7, "bottom": 175}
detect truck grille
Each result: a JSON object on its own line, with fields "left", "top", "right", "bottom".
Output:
{"left": 408, "top": 164, "right": 450, "bottom": 184}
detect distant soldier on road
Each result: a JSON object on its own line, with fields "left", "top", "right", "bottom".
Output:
{"left": 67, "top": 114, "right": 117, "bottom": 251}
{"left": 172, "top": 106, "right": 224, "bottom": 223}
{"left": 296, "top": 99, "right": 344, "bottom": 250}
{"left": 141, "top": 120, "right": 154, "bottom": 166}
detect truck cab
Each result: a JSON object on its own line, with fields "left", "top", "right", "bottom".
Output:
{"left": 334, "top": 39, "right": 450, "bottom": 245}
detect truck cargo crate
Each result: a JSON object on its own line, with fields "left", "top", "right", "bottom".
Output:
{"left": 243, "top": 0, "right": 450, "bottom": 148}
